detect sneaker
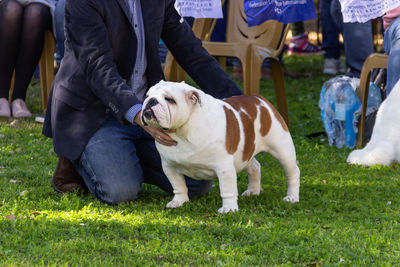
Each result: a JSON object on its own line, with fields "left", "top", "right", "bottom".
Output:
{"left": 323, "top": 58, "right": 345, "bottom": 75}
{"left": 338, "top": 61, "right": 347, "bottom": 74}
{"left": 288, "top": 33, "right": 322, "bottom": 56}
{"left": 11, "top": 99, "right": 32, "bottom": 118}
{"left": 0, "top": 98, "right": 11, "bottom": 118}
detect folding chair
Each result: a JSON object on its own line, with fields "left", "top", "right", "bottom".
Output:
{"left": 201, "top": 0, "right": 290, "bottom": 124}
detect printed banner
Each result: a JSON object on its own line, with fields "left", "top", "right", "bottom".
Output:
{"left": 339, "top": 0, "right": 400, "bottom": 23}
{"left": 244, "top": 0, "right": 317, "bottom": 27}
{"left": 176, "top": 0, "right": 223, "bottom": 18}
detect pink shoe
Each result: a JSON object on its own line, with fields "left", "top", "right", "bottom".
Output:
{"left": 0, "top": 98, "right": 11, "bottom": 118}
{"left": 288, "top": 33, "right": 322, "bottom": 56}
{"left": 11, "top": 99, "right": 32, "bottom": 118}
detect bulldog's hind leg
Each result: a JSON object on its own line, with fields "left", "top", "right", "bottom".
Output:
{"left": 242, "top": 158, "right": 262, "bottom": 196}
{"left": 266, "top": 133, "right": 300, "bottom": 203}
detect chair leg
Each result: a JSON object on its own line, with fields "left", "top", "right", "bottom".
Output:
{"left": 39, "top": 31, "right": 55, "bottom": 112}
{"left": 217, "top": 57, "right": 226, "bottom": 72}
{"left": 270, "top": 59, "right": 289, "bottom": 126}
{"left": 9, "top": 72, "right": 15, "bottom": 101}
{"left": 163, "top": 52, "right": 186, "bottom": 82}
{"left": 356, "top": 71, "right": 372, "bottom": 147}
{"left": 246, "top": 58, "right": 261, "bottom": 96}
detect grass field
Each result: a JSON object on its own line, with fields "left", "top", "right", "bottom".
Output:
{"left": 1, "top": 54, "right": 399, "bottom": 266}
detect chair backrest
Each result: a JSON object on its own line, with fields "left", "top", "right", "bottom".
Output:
{"left": 192, "top": 18, "right": 217, "bottom": 41}
{"left": 225, "top": 0, "right": 288, "bottom": 53}
{"left": 191, "top": 0, "right": 226, "bottom": 41}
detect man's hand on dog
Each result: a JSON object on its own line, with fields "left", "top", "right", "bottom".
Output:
{"left": 134, "top": 112, "right": 177, "bottom": 146}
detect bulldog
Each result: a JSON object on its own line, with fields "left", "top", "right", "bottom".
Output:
{"left": 142, "top": 81, "right": 300, "bottom": 213}
{"left": 347, "top": 79, "right": 400, "bottom": 166}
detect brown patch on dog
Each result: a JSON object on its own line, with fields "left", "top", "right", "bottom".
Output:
{"left": 223, "top": 106, "right": 240, "bottom": 155}
{"left": 224, "top": 96, "right": 260, "bottom": 121}
{"left": 255, "top": 95, "right": 289, "bottom": 131}
{"left": 259, "top": 106, "right": 272, "bottom": 136}
{"left": 240, "top": 112, "right": 256, "bottom": 161}
{"left": 224, "top": 95, "right": 262, "bottom": 161}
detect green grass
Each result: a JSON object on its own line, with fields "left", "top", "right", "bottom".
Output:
{"left": 1, "top": 54, "right": 399, "bottom": 266}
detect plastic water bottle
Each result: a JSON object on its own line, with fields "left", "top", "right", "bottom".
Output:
{"left": 319, "top": 76, "right": 361, "bottom": 148}
{"left": 367, "top": 82, "right": 382, "bottom": 109}
{"left": 334, "top": 83, "right": 347, "bottom": 148}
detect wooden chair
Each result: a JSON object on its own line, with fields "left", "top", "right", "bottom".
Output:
{"left": 201, "top": 0, "right": 290, "bottom": 124}
{"left": 164, "top": 1, "right": 290, "bottom": 124}
{"left": 9, "top": 30, "right": 55, "bottom": 112}
{"left": 355, "top": 53, "right": 388, "bottom": 147}
{"left": 163, "top": 17, "right": 219, "bottom": 82}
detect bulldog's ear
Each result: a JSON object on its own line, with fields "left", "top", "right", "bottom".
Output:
{"left": 186, "top": 90, "right": 202, "bottom": 106}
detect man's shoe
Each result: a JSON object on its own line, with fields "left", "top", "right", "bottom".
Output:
{"left": 52, "top": 156, "right": 88, "bottom": 193}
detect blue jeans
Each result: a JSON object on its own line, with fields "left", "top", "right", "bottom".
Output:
{"left": 54, "top": 0, "right": 65, "bottom": 64}
{"left": 383, "top": 16, "right": 400, "bottom": 96}
{"left": 320, "top": 0, "right": 341, "bottom": 59}
{"left": 321, "top": 0, "right": 373, "bottom": 74}
{"left": 73, "top": 115, "right": 213, "bottom": 204}
{"left": 330, "top": 0, "right": 373, "bottom": 74}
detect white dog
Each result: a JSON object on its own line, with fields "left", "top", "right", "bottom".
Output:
{"left": 141, "top": 81, "right": 300, "bottom": 213}
{"left": 347, "top": 79, "right": 400, "bottom": 166}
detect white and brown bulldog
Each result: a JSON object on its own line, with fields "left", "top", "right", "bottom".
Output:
{"left": 142, "top": 81, "right": 300, "bottom": 214}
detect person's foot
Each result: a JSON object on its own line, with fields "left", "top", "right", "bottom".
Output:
{"left": 11, "top": 99, "right": 32, "bottom": 118}
{"left": 52, "top": 156, "right": 88, "bottom": 193}
{"left": 288, "top": 33, "right": 322, "bottom": 56}
{"left": 323, "top": 58, "right": 346, "bottom": 75}
{"left": 0, "top": 98, "right": 11, "bottom": 118}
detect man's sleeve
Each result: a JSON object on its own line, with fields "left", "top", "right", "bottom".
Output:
{"left": 65, "top": 0, "right": 139, "bottom": 120}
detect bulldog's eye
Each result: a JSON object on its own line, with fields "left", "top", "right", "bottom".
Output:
{"left": 164, "top": 96, "right": 176, "bottom": 104}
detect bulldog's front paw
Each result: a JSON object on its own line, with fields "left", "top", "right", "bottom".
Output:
{"left": 166, "top": 195, "right": 189, "bottom": 209}
{"left": 241, "top": 188, "right": 261, "bottom": 196}
{"left": 218, "top": 205, "right": 239, "bottom": 214}
{"left": 218, "top": 197, "right": 239, "bottom": 214}
{"left": 283, "top": 195, "right": 299, "bottom": 203}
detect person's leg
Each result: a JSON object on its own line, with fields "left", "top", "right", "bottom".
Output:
{"left": 0, "top": 0, "right": 23, "bottom": 111}
{"left": 320, "top": 0, "right": 341, "bottom": 59}
{"left": 12, "top": 3, "right": 51, "bottom": 103}
{"left": 54, "top": 0, "right": 66, "bottom": 66}
{"left": 291, "top": 21, "right": 304, "bottom": 37}
{"left": 342, "top": 22, "right": 373, "bottom": 77}
{"left": 72, "top": 116, "right": 145, "bottom": 204}
{"left": 330, "top": 0, "right": 373, "bottom": 77}
{"left": 72, "top": 116, "right": 212, "bottom": 205}
{"left": 383, "top": 17, "right": 400, "bottom": 96}
{"left": 320, "top": 0, "right": 343, "bottom": 74}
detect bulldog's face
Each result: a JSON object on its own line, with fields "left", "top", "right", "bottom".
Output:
{"left": 141, "top": 81, "right": 201, "bottom": 130}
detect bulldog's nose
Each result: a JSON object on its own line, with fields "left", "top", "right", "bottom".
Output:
{"left": 145, "top": 97, "right": 158, "bottom": 109}
{"left": 143, "top": 109, "right": 154, "bottom": 120}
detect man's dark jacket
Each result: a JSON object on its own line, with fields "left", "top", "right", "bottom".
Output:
{"left": 43, "top": 0, "right": 242, "bottom": 160}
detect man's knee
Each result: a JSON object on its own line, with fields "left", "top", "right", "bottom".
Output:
{"left": 95, "top": 178, "right": 143, "bottom": 205}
